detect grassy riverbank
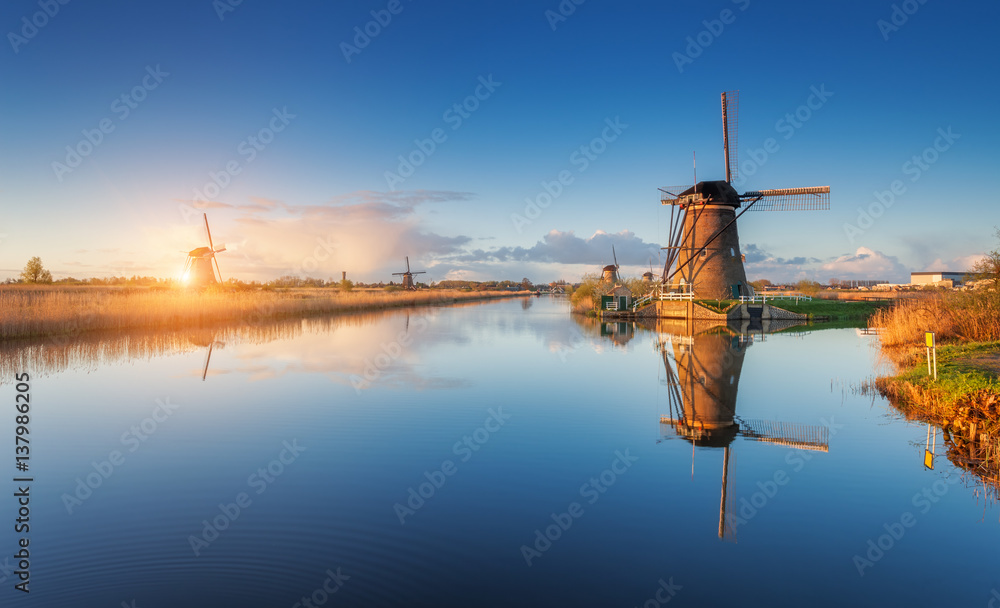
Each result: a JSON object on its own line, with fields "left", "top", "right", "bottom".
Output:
{"left": 870, "top": 292, "right": 1000, "bottom": 490}
{"left": 773, "top": 298, "right": 886, "bottom": 321}
{"left": 690, "top": 298, "right": 885, "bottom": 321}
{"left": 0, "top": 285, "right": 531, "bottom": 340}
{"left": 870, "top": 292, "right": 1000, "bottom": 408}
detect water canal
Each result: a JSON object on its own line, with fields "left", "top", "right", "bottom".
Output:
{"left": 2, "top": 296, "right": 998, "bottom": 606}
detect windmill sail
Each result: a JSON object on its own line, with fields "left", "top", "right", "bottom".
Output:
{"left": 743, "top": 186, "right": 830, "bottom": 211}
{"left": 722, "top": 90, "right": 739, "bottom": 183}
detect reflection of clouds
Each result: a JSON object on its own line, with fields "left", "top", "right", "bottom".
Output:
{"left": 2, "top": 297, "right": 599, "bottom": 390}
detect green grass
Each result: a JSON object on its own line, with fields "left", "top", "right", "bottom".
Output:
{"left": 890, "top": 341, "right": 1000, "bottom": 402}
{"left": 772, "top": 299, "right": 886, "bottom": 321}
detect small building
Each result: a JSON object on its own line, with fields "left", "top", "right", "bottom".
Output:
{"left": 600, "top": 284, "right": 633, "bottom": 311}
{"left": 911, "top": 271, "right": 966, "bottom": 287}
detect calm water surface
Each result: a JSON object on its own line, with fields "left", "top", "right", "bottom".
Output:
{"left": 3, "top": 296, "right": 999, "bottom": 607}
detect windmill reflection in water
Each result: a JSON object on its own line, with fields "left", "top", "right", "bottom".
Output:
{"left": 657, "top": 327, "right": 829, "bottom": 539}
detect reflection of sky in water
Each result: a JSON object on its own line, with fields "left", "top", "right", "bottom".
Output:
{"left": 2, "top": 297, "right": 998, "bottom": 607}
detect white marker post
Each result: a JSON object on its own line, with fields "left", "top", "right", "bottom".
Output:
{"left": 925, "top": 331, "right": 937, "bottom": 381}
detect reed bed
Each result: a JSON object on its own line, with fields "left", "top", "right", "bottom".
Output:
{"left": 0, "top": 285, "right": 527, "bottom": 340}
{"left": 869, "top": 291, "right": 1000, "bottom": 348}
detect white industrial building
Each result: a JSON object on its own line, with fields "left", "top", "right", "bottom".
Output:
{"left": 910, "top": 271, "right": 967, "bottom": 286}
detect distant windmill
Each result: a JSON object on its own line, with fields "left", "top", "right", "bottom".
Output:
{"left": 660, "top": 91, "right": 830, "bottom": 300}
{"left": 642, "top": 258, "right": 656, "bottom": 283}
{"left": 182, "top": 213, "right": 226, "bottom": 287}
{"left": 392, "top": 257, "right": 426, "bottom": 290}
{"left": 602, "top": 245, "right": 621, "bottom": 283}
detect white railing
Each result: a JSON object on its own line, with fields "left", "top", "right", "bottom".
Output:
{"left": 739, "top": 293, "right": 812, "bottom": 304}
{"left": 630, "top": 287, "right": 694, "bottom": 312}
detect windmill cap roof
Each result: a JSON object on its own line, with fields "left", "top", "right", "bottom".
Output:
{"left": 603, "top": 265, "right": 618, "bottom": 271}
{"left": 188, "top": 246, "right": 215, "bottom": 257}
{"left": 682, "top": 180, "right": 741, "bottom": 206}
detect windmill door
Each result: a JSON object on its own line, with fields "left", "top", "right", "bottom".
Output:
{"left": 730, "top": 283, "right": 741, "bottom": 299}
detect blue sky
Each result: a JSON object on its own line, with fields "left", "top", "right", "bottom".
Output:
{"left": 1, "top": 0, "right": 997, "bottom": 284}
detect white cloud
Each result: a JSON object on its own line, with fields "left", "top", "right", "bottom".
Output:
{"left": 820, "top": 247, "right": 907, "bottom": 282}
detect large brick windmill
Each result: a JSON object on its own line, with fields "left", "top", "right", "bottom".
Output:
{"left": 659, "top": 91, "right": 830, "bottom": 300}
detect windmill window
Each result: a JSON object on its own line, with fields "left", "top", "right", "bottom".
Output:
{"left": 700, "top": 250, "right": 707, "bottom": 258}
{"left": 730, "top": 375, "right": 734, "bottom": 385}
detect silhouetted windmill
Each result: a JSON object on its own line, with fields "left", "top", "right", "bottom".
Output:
{"left": 657, "top": 328, "right": 828, "bottom": 539}
{"left": 392, "top": 257, "right": 426, "bottom": 290}
{"left": 182, "top": 213, "right": 226, "bottom": 286}
{"left": 659, "top": 91, "right": 830, "bottom": 299}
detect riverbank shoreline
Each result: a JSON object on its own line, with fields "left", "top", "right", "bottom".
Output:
{"left": 0, "top": 285, "right": 534, "bottom": 341}
{"left": 875, "top": 342, "right": 999, "bottom": 422}
{"left": 869, "top": 292, "right": 1000, "bottom": 490}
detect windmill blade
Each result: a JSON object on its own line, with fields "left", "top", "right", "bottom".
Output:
{"left": 201, "top": 342, "right": 214, "bottom": 381}
{"left": 722, "top": 90, "right": 739, "bottom": 183}
{"left": 736, "top": 418, "right": 829, "bottom": 452}
{"left": 612, "top": 245, "right": 619, "bottom": 271}
{"left": 742, "top": 186, "right": 830, "bottom": 211}
{"left": 213, "top": 256, "right": 224, "bottom": 284}
{"left": 203, "top": 213, "right": 216, "bottom": 251}
{"left": 405, "top": 256, "right": 411, "bottom": 273}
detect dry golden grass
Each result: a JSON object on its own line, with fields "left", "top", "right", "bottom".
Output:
{"left": 0, "top": 285, "right": 528, "bottom": 340}
{"left": 869, "top": 291, "right": 1000, "bottom": 348}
